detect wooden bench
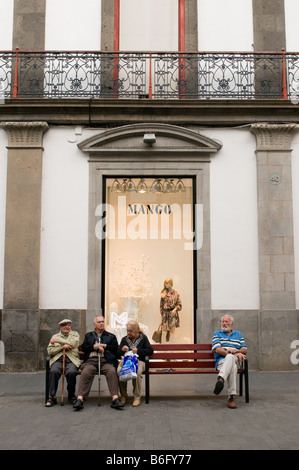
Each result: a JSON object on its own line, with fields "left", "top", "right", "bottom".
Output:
{"left": 45, "top": 343, "right": 249, "bottom": 405}
{"left": 144, "top": 343, "right": 249, "bottom": 404}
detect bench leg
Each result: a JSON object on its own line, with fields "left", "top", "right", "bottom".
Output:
{"left": 145, "top": 359, "right": 149, "bottom": 404}
{"left": 239, "top": 372, "right": 243, "bottom": 397}
{"left": 45, "top": 358, "right": 50, "bottom": 403}
{"left": 244, "top": 361, "right": 249, "bottom": 403}
{"left": 145, "top": 372, "right": 150, "bottom": 404}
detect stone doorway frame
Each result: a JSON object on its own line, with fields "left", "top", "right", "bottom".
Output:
{"left": 78, "top": 123, "right": 222, "bottom": 336}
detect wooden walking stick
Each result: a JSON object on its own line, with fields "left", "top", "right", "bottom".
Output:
{"left": 98, "top": 351, "right": 101, "bottom": 407}
{"left": 61, "top": 348, "right": 66, "bottom": 406}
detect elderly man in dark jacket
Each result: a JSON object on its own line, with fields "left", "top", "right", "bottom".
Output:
{"left": 73, "top": 315, "right": 123, "bottom": 410}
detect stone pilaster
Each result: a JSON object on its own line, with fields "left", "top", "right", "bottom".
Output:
{"left": 185, "top": 0, "right": 198, "bottom": 52}
{"left": 252, "top": 0, "right": 286, "bottom": 98}
{"left": 0, "top": 121, "right": 48, "bottom": 371}
{"left": 13, "top": 0, "right": 46, "bottom": 50}
{"left": 251, "top": 123, "right": 298, "bottom": 370}
{"left": 12, "top": 0, "right": 46, "bottom": 97}
{"left": 252, "top": 0, "right": 286, "bottom": 51}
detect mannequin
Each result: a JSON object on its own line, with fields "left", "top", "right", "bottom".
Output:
{"left": 160, "top": 278, "right": 182, "bottom": 342}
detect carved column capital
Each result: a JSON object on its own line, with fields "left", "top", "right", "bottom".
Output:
{"left": 0, "top": 121, "right": 49, "bottom": 148}
{"left": 250, "top": 123, "right": 298, "bottom": 151}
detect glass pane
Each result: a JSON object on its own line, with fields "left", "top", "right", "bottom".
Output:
{"left": 103, "top": 177, "right": 194, "bottom": 344}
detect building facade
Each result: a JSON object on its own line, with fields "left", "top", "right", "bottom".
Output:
{"left": 0, "top": 0, "right": 299, "bottom": 371}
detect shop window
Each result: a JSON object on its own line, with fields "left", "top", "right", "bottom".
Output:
{"left": 101, "top": 177, "right": 195, "bottom": 344}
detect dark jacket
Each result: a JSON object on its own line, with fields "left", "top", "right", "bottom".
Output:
{"left": 117, "top": 334, "right": 153, "bottom": 363}
{"left": 81, "top": 330, "right": 118, "bottom": 368}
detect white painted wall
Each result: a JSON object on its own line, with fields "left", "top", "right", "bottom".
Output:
{"left": 45, "top": 0, "right": 102, "bottom": 50}
{"left": 39, "top": 127, "right": 90, "bottom": 309}
{"left": 0, "top": 130, "right": 8, "bottom": 310}
{"left": 0, "top": 0, "right": 13, "bottom": 50}
{"left": 285, "top": 0, "right": 299, "bottom": 51}
{"left": 204, "top": 127, "right": 260, "bottom": 309}
{"left": 120, "top": 0, "right": 178, "bottom": 51}
{"left": 197, "top": 0, "right": 254, "bottom": 52}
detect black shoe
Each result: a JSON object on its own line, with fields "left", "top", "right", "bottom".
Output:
{"left": 45, "top": 397, "right": 57, "bottom": 407}
{"left": 213, "top": 377, "right": 224, "bottom": 395}
{"left": 111, "top": 398, "right": 124, "bottom": 409}
{"left": 68, "top": 395, "right": 77, "bottom": 404}
{"left": 73, "top": 398, "right": 84, "bottom": 410}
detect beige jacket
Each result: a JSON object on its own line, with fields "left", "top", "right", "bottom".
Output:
{"left": 47, "top": 330, "right": 81, "bottom": 367}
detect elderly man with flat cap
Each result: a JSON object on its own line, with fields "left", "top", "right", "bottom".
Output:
{"left": 46, "top": 319, "right": 81, "bottom": 407}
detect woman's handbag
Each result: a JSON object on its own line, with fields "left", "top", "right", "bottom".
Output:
{"left": 119, "top": 351, "right": 139, "bottom": 382}
{"left": 152, "top": 326, "right": 162, "bottom": 344}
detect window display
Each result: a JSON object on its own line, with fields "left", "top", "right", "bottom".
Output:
{"left": 103, "top": 177, "right": 195, "bottom": 344}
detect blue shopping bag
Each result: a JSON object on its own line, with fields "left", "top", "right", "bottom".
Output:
{"left": 119, "top": 351, "right": 138, "bottom": 382}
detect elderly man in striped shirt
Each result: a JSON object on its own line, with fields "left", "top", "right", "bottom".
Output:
{"left": 212, "top": 315, "right": 247, "bottom": 409}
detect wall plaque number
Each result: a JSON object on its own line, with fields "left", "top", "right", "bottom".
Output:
{"left": 269, "top": 173, "right": 281, "bottom": 185}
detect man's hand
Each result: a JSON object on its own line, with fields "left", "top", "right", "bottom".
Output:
{"left": 234, "top": 352, "right": 246, "bottom": 360}
{"left": 94, "top": 343, "right": 106, "bottom": 353}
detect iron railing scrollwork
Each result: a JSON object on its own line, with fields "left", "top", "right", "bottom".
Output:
{"left": 0, "top": 49, "right": 299, "bottom": 100}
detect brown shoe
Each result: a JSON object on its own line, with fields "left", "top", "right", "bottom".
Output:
{"left": 132, "top": 399, "right": 140, "bottom": 407}
{"left": 227, "top": 395, "right": 237, "bottom": 409}
{"left": 120, "top": 396, "right": 127, "bottom": 405}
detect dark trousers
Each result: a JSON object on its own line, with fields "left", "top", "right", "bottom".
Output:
{"left": 77, "top": 356, "right": 119, "bottom": 399}
{"left": 49, "top": 356, "right": 78, "bottom": 398}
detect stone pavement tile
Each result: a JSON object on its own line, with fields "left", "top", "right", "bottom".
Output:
{"left": 0, "top": 371, "right": 299, "bottom": 451}
{"left": 0, "top": 392, "right": 298, "bottom": 451}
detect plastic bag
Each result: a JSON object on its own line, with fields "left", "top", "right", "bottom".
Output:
{"left": 119, "top": 351, "right": 139, "bottom": 382}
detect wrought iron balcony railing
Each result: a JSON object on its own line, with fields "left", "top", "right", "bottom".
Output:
{"left": 0, "top": 49, "right": 298, "bottom": 100}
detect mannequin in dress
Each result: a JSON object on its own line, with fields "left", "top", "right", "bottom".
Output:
{"left": 160, "top": 278, "right": 182, "bottom": 342}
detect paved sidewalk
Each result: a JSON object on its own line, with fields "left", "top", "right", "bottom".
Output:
{"left": 0, "top": 370, "right": 299, "bottom": 451}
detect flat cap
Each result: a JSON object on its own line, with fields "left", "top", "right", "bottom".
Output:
{"left": 59, "top": 319, "right": 72, "bottom": 325}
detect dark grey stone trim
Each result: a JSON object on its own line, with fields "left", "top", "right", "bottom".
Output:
{"left": 12, "top": 0, "right": 46, "bottom": 50}
{"left": 252, "top": 0, "right": 286, "bottom": 51}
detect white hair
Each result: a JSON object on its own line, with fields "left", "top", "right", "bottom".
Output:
{"left": 221, "top": 314, "right": 234, "bottom": 323}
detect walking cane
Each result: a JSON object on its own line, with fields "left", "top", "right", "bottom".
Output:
{"left": 98, "top": 351, "right": 101, "bottom": 407}
{"left": 61, "top": 348, "right": 66, "bottom": 406}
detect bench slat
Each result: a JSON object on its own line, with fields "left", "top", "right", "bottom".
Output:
{"left": 148, "top": 360, "right": 217, "bottom": 369}
{"left": 149, "top": 369, "right": 220, "bottom": 374}
{"left": 149, "top": 352, "right": 214, "bottom": 360}
{"left": 151, "top": 344, "right": 212, "bottom": 351}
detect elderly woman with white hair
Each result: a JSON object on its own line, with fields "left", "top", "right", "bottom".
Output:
{"left": 117, "top": 320, "right": 153, "bottom": 407}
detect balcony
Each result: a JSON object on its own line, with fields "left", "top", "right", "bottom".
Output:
{"left": 0, "top": 49, "right": 299, "bottom": 101}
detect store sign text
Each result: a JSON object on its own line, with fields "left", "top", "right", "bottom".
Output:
{"left": 95, "top": 196, "right": 203, "bottom": 250}
{"left": 128, "top": 203, "right": 172, "bottom": 215}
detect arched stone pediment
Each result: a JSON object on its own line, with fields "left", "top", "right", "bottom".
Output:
{"left": 78, "top": 123, "right": 222, "bottom": 159}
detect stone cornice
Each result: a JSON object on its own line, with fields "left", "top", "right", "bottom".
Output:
{"left": 1, "top": 99, "right": 299, "bottom": 126}
{"left": 250, "top": 123, "right": 298, "bottom": 151}
{"left": 0, "top": 121, "right": 49, "bottom": 148}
